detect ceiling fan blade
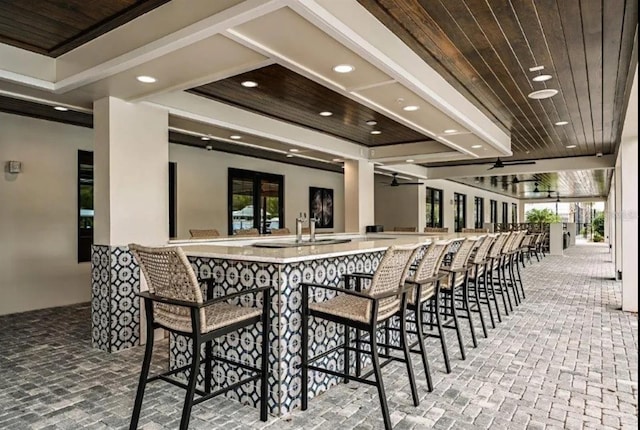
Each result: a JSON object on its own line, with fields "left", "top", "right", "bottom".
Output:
{"left": 503, "top": 161, "right": 536, "bottom": 166}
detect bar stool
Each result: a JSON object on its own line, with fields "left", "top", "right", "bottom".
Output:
{"left": 485, "top": 232, "right": 511, "bottom": 318}
{"left": 300, "top": 244, "right": 421, "bottom": 430}
{"left": 128, "top": 244, "right": 271, "bottom": 430}
{"left": 438, "top": 237, "right": 480, "bottom": 357}
{"left": 403, "top": 240, "right": 452, "bottom": 375}
{"left": 467, "top": 234, "right": 497, "bottom": 332}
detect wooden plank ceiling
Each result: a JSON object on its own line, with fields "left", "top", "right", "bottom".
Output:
{"left": 454, "top": 170, "right": 614, "bottom": 199}
{"left": 0, "top": 0, "right": 169, "bottom": 57}
{"left": 188, "top": 64, "right": 429, "bottom": 146}
{"left": 359, "top": 0, "right": 638, "bottom": 165}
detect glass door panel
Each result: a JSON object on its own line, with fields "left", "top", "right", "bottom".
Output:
{"left": 231, "top": 176, "right": 255, "bottom": 234}
{"left": 260, "top": 179, "right": 280, "bottom": 234}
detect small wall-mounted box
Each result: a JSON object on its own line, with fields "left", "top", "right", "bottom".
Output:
{"left": 5, "top": 161, "right": 22, "bottom": 173}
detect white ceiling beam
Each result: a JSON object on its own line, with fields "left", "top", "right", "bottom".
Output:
{"left": 145, "top": 91, "right": 367, "bottom": 161}
{"left": 426, "top": 155, "right": 616, "bottom": 179}
{"left": 291, "top": 0, "right": 510, "bottom": 156}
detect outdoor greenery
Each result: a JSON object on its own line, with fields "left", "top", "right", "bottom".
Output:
{"left": 592, "top": 212, "right": 605, "bottom": 236}
{"left": 525, "top": 208, "right": 561, "bottom": 224}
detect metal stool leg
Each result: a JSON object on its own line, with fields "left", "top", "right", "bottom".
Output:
{"left": 369, "top": 330, "right": 392, "bottom": 430}
{"left": 433, "top": 288, "right": 451, "bottom": 373}
{"left": 129, "top": 300, "right": 154, "bottom": 430}
{"left": 179, "top": 310, "right": 202, "bottom": 430}
{"left": 413, "top": 303, "right": 433, "bottom": 391}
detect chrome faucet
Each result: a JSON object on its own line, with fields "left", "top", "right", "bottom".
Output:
{"left": 295, "top": 212, "right": 306, "bottom": 243}
{"left": 309, "top": 216, "right": 317, "bottom": 242}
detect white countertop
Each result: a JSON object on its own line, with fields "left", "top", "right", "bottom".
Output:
{"left": 175, "top": 233, "right": 432, "bottom": 263}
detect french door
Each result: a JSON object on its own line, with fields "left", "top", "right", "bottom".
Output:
{"left": 228, "top": 168, "right": 284, "bottom": 235}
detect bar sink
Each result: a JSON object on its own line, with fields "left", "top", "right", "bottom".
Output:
{"left": 251, "top": 238, "right": 352, "bottom": 248}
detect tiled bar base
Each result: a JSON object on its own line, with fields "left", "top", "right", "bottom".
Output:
{"left": 90, "top": 244, "right": 390, "bottom": 415}
{"left": 171, "top": 251, "right": 385, "bottom": 415}
{"left": 91, "top": 245, "right": 140, "bottom": 352}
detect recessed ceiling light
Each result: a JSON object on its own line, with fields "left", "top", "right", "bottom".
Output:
{"left": 332, "top": 158, "right": 343, "bottom": 162}
{"left": 471, "top": 144, "right": 483, "bottom": 149}
{"left": 241, "top": 80, "right": 258, "bottom": 88}
{"left": 333, "top": 64, "right": 354, "bottom": 73}
{"left": 406, "top": 159, "right": 415, "bottom": 163}
{"left": 201, "top": 136, "right": 211, "bottom": 141}
{"left": 528, "top": 89, "right": 558, "bottom": 99}
{"left": 554, "top": 120, "right": 569, "bottom": 126}
{"left": 53, "top": 106, "right": 69, "bottom": 111}
{"left": 286, "top": 154, "right": 294, "bottom": 158}
{"left": 370, "top": 130, "right": 382, "bottom": 135}
{"left": 532, "top": 74, "right": 552, "bottom": 82}
{"left": 319, "top": 111, "right": 333, "bottom": 117}
{"left": 289, "top": 148, "right": 299, "bottom": 153}
{"left": 402, "top": 105, "right": 420, "bottom": 112}
{"left": 566, "top": 145, "right": 577, "bottom": 149}
{"left": 366, "top": 120, "right": 378, "bottom": 126}
{"left": 529, "top": 65, "right": 545, "bottom": 72}
{"left": 230, "top": 135, "right": 242, "bottom": 140}
{"left": 136, "top": 75, "right": 156, "bottom": 83}
{"left": 444, "top": 129, "right": 458, "bottom": 134}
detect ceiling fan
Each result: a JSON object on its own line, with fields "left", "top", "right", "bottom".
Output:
{"left": 487, "top": 157, "right": 536, "bottom": 170}
{"left": 501, "top": 176, "right": 539, "bottom": 185}
{"left": 381, "top": 172, "right": 425, "bottom": 187}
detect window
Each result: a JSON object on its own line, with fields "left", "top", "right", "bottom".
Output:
{"left": 228, "top": 168, "right": 284, "bottom": 235}
{"left": 78, "top": 151, "right": 94, "bottom": 262}
{"left": 502, "top": 202, "right": 509, "bottom": 224}
{"left": 490, "top": 199, "right": 498, "bottom": 224}
{"left": 512, "top": 203, "right": 518, "bottom": 224}
{"left": 425, "top": 187, "right": 443, "bottom": 228}
{"left": 474, "top": 197, "right": 484, "bottom": 229}
{"left": 454, "top": 193, "right": 466, "bottom": 232}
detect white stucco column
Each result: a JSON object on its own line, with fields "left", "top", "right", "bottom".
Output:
{"left": 620, "top": 137, "right": 638, "bottom": 312}
{"left": 94, "top": 97, "right": 169, "bottom": 246}
{"left": 615, "top": 157, "right": 622, "bottom": 279}
{"left": 91, "top": 97, "right": 169, "bottom": 351}
{"left": 344, "top": 160, "right": 374, "bottom": 233}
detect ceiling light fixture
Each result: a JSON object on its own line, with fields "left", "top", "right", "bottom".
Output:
{"left": 370, "top": 130, "right": 382, "bottom": 135}
{"left": 241, "top": 80, "right": 258, "bottom": 88}
{"left": 205, "top": 145, "right": 213, "bottom": 151}
{"left": 53, "top": 106, "right": 69, "bottom": 111}
{"left": 200, "top": 136, "right": 211, "bottom": 141}
{"left": 230, "top": 135, "right": 242, "bottom": 140}
{"left": 406, "top": 159, "right": 415, "bottom": 163}
{"left": 319, "top": 111, "right": 333, "bottom": 117}
{"left": 365, "top": 120, "right": 378, "bottom": 126}
{"left": 532, "top": 74, "right": 552, "bottom": 82}
{"left": 402, "top": 105, "right": 420, "bottom": 112}
{"left": 554, "top": 120, "right": 569, "bottom": 126}
{"left": 136, "top": 75, "right": 156, "bottom": 83}
{"left": 332, "top": 158, "right": 343, "bottom": 162}
{"left": 566, "top": 144, "right": 577, "bottom": 149}
{"left": 443, "top": 129, "right": 458, "bottom": 134}
{"left": 286, "top": 154, "right": 294, "bottom": 158}
{"left": 529, "top": 65, "right": 545, "bottom": 72}
{"left": 528, "top": 89, "right": 558, "bottom": 99}
{"left": 289, "top": 148, "right": 299, "bottom": 153}
{"left": 471, "top": 144, "right": 483, "bottom": 149}
{"left": 333, "top": 64, "right": 355, "bottom": 73}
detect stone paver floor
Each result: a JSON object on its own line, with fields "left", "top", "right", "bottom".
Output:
{"left": 0, "top": 243, "right": 637, "bottom": 429}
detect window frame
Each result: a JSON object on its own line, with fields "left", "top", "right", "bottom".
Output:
{"left": 425, "top": 187, "right": 443, "bottom": 228}
{"left": 474, "top": 196, "right": 484, "bottom": 229}
{"left": 454, "top": 192, "right": 467, "bottom": 232}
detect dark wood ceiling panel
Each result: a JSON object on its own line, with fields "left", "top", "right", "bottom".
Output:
{"left": 188, "top": 64, "right": 428, "bottom": 146}
{"left": 0, "top": 95, "right": 92, "bottom": 128}
{"left": 360, "top": 0, "right": 637, "bottom": 165}
{"left": 455, "top": 169, "right": 613, "bottom": 199}
{"left": 0, "top": 0, "right": 170, "bottom": 57}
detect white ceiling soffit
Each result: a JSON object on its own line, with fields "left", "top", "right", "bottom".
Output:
{"left": 289, "top": 0, "right": 511, "bottom": 155}
{"left": 227, "top": 4, "right": 508, "bottom": 157}
{"left": 146, "top": 91, "right": 367, "bottom": 161}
